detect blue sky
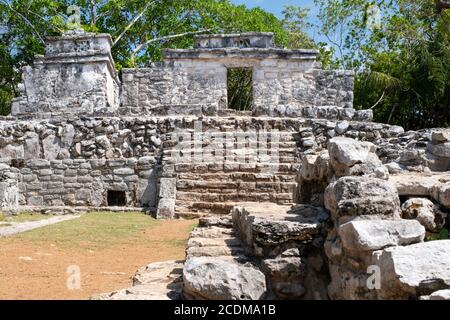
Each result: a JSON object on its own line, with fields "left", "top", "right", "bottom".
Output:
{"left": 230, "top": 0, "right": 321, "bottom": 40}
{"left": 230, "top": 0, "right": 317, "bottom": 17}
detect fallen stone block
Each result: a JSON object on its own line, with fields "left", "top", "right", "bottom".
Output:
{"left": 183, "top": 257, "right": 266, "bottom": 300}
{"left": 328, "top": 137, "right": 374, "bottom": 167}
{"left": 401, "top": 197, "right": 447, "bottom": 232}
{"left": 373, "top": 240, "right": 450, "bottom": 299}
{"left": 338, "top": 219, "right": 425, "bottom": 251}
{"left": 324, "top": 176, "right": 401, "bottom": 220}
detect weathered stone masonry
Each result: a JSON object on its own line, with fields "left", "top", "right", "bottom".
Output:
{"left": 14, "top": 30, "right": 447, "bottom": 300}
{"left": 2, "top": 30, "right": 365, "bottom": 218}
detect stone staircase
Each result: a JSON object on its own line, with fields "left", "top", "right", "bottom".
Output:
{"left": 182, "top": 202, "right": 330, "bottom": 300}
{"left": 164, "top": 129, "right": 301, "bottom": 218}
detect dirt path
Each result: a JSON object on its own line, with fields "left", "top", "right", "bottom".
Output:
{"left": 0, "top": 219, "right": 194, "bottom": 300}
{"left": 0, "top": 215, "right": 80, "bottom": 237}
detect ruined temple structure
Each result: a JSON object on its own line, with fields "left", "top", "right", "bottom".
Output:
{"left": 2, "top": 30, "right": 450, "bottom": 300}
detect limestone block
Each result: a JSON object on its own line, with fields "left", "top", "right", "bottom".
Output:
{"left": 431, "top": 130, "right": 450, "bottom": 143}
{"left": 335, "top": 121, "right": 349, "bottom": 135}
{"left": 373, "top": 240, "right": 450, "bottom": 299}
{"left": 401, "top": 198, "right": 447, "bottom": 232}
{"left": 24, "top": 132, "right": 42, "bottom": 160}
{"left": 159, "top": 178, "right": 176, "bottom": 199}
{"left": 0, "top": 144, "right": 24, "bottom": 159}
{"left": 428, "top": 289, "right": 450, "bottom": 300}
{"left": 338, "top": 219, "right": 425, "bottom": 251}
{"left": 183, "top": 257, "right": 266, "bottom": 300}
{"left": 427, "top": 142, "right": 450, "bottom": 158}
{"left": 353, "top": 109, "right": 373, "bottom": 122}
{"left": 156, "top": 198, "right": 175, "bottom": 219}
{"left": 0, "top": 181, "right": 19, "bottom": 209}
{"left": 324, "top": 176, "right": 401, "bottom": 220}
{"left": 42, "top": 135, "right": 62, "bottom": 160}
{"left": 136, "top": 179, "right": 157, "bottom": 207}
{"left": 328, "top": 137, "right": 375, "bottom": 167}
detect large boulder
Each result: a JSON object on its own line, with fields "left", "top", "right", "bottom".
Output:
{"left": 299, "top": 151, "right": 332, "bottom": 181}
{"left": 183, "top": 257, "right": 266, "bottom": 300}
{"left": 328, "top": 137, "right": 375, "bottom": 166}
{"left": 373, "top": 240, "right": 450, "bottom": 299}
{"left": 390, "top": 173, "right": 450, "bottom": 209}
{"left": 261, "top": 257, "right": 306, "bottom": 299}
{"left": 338, "top": 219, "right": 425, "bottom": 251}
{"left": 324, "top": 176, "right": 401, "bottom": 220}
{"left": 432, "top": 182, "right": 450, "bottom": 209}
{"left": 401, "top": 198, "right": 447, "bottom": 232}
{"left": 328, "top": 137, "right": 388, "bottom": 179}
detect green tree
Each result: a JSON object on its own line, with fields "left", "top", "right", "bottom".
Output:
{"left": 315, "top": 0, "right": 450, "bottom": 129}
{"left": 0, "top": 0, "right": 316, "bottom": 115}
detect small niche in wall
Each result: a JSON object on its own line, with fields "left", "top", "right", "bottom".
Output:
{"left": 227, "top": 68, "right": 253, "bottom": 111}
{"left": 107, "top": 190, "right": 126, "bottom": 206}
{"left": 10, "top": 159, "right": 25, "bottom": 169}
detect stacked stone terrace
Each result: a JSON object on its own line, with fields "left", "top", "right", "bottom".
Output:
{"left": 10, "top": 30, "right": 449, "bottom": 300}
{"left": 0, "top": 30, "right": 374, "bottom": 218}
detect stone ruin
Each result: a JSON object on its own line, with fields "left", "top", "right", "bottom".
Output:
{"left": 2, "top": 30, "right": 450, "bottom": 300}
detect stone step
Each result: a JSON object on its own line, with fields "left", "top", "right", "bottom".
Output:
{"left": 164, "top": 141, "right": 299, "bottom": 149}
{"left": 176, "top": 171, "right": 297, "bottom": 182}
{"left": 164, "top": 155, "right": 300, "bottom": 165}
{"left": 187, "top": 236, "right": 242, "bottom": 248}
{"left": 175, "top": 210, "right": 209, "bottom": 219}
{"left": 176, "top": 179, "right": 297, "bottom": 193}
{"left": 91, "top": 260, "right": 184, "bottom": 300}
{"left": 175, "top": 201, "right": 236, "bottom": 217}
{"left": 163, "top": 129, "right": 298, "bottom": 138}
{"left": 189, "top": 226, "right": 236, "bottom": 239}
{"left": 165, "top": 148, "right": 298, "bottom": 158}
{"left": 176, "top": 191, "right": 294, "bottom": 203}
{"left": 173, "top": 163, "right": 300, "bottom": 174}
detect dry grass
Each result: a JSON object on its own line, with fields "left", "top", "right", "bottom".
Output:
{"left": 10, "top": 211, "right": 163, "bottom": 250}
{"left": 0, "top": 212, "right": 197, "bottom": 299}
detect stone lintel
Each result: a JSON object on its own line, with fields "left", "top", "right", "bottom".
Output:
{"left": 163, "top": 48, "right": 319, "bottom": 61}
{"left": 194, "top": 32, "right": 274, "bottom": 49}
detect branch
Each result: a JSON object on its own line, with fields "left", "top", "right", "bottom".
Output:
{"left": 112, "top": 0, "right": 157, "bottom": 47}
{"left": 89, "top": 0, "right": 95, "bottom": 25}
{"left": 131, "top": 29, "right": 212, "bottom": 59}
{"left": 24, "top": 7, "right": 63, "bottom": 33}
{"left": 369, "top": 90, "right": 385, "bottom": 109}
{"left": 1, "top": 0, "right": 45, "bottom": 44}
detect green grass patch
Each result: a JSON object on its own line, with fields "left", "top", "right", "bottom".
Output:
{"left": 187, "top": 222, "right": 198, "bottom": 233}
{"left": 11, "top": 211, "right": 160, "bottom": 250}
{"left": 0, "top": 212, "right": 56, "bottom": 223}
{"left": 160, "top": 222, "right": 197, "bottom": 248}
{"left": 425, "top": 228, "right": 449, "bottom": 241}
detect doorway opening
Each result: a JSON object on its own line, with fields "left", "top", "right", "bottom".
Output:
{"left": 227, "top": 68, "right": 253, "bottom": 111}
{"left": 107, "top": 190, "right": 126, "bottom": 206}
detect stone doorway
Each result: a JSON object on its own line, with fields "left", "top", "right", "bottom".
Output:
{"left": 227, "top": 67, "right": 253, "bottom": 111}
{"left": 107, "top": 190, "right": 126, "bottom": 206}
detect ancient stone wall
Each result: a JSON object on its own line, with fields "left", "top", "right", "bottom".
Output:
{"left": 121, "top": 59, "right": 354, "bottom": 117}
{"left": 121, "top": 62, "right": 227, "bottom": 116}
{"left": 17, "top": 157, "right": 158, "bottom": 208}
{"left": 252, "top": 66, "right": 354, "bottom": 115}
{"left": 0, "top": 117, "right": 164, "bottom": 160}
{"left": 11, "top": 31, "right": 120, "bottom": 119}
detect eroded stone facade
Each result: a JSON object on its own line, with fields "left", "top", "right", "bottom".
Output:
{"left": 2, "top": 30, "right": 450, "bottom": 300}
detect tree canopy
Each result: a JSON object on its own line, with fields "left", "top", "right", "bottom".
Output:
{"left": 0, "top": 0, "right": 449, "bottom": 130}
{"left": 315, "top": 0, "right": 450, "bottom": 129}
{"left": 0, "top": 0, "right": 316, "bottom": 114}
